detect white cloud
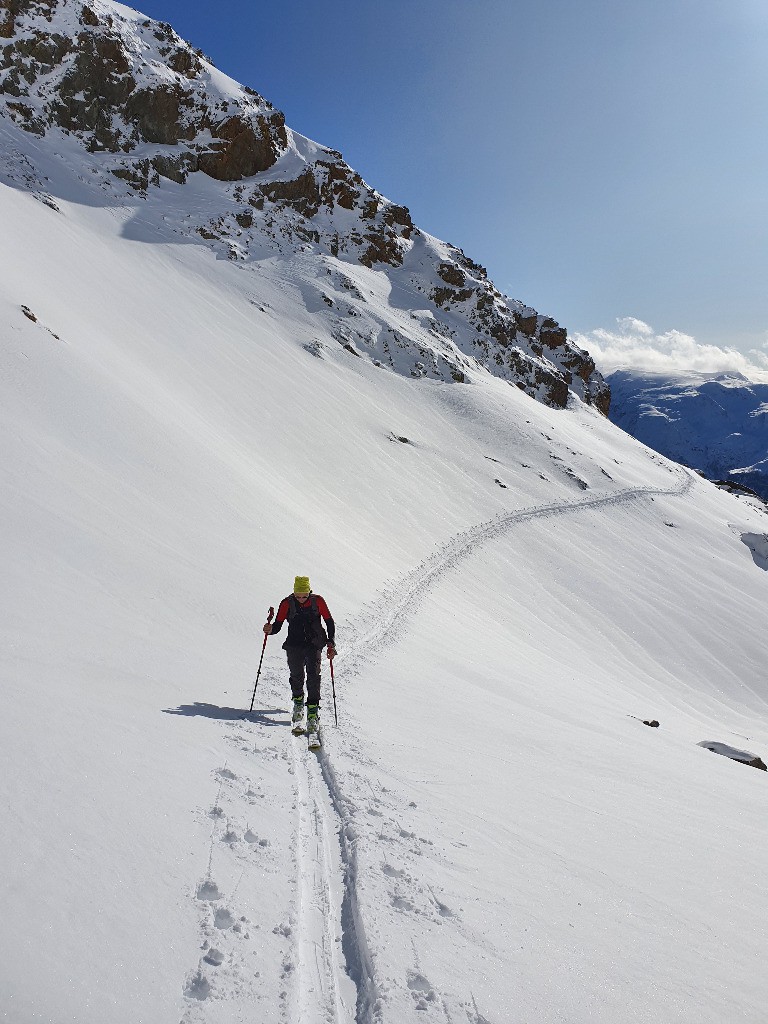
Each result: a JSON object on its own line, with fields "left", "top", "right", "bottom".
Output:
{"left": 574, "top": 318, "right": 768, "bottom": 382}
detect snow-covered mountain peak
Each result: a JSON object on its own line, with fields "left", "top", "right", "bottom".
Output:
{"left": 0, "top": 0, "right": 610, "bottom": 410}
{"left": 1, "top": 0, "right": 288, "bottom": 172}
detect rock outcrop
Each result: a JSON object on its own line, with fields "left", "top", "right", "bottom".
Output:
{"left": 699, "top": 741, "right": 767, "bottom": 772}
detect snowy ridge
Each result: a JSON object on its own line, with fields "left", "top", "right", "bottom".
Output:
{"left": 0, "top": 0, "right": 609, "bottom": 410}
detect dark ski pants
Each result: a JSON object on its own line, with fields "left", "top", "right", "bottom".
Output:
{"left": 286, "top": 645, "right": 322, "bottom": 707}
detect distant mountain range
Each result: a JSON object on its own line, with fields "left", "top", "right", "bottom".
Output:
{"left": 608, "top": 369, "right": 768, "bottom": 499}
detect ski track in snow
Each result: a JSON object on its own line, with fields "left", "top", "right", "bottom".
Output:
{"left": 291, "top": 735, "right": 359, "bottom": 1023}
{"left": 186, "top": 468, "right": 693, "bottom": 1023}
{"left": 340, "top": 466, "right": 694, "bottom": 679}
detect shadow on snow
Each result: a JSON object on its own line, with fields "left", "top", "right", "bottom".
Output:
{"left": 163, "top": 702, "right": 288, "bottom": 725}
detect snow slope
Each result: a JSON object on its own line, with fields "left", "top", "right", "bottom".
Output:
{"left": 608, "top": 368, "right": 768, "bottom": 500}
{"left": 2, "top": 25, "right": 768, "bottom": 1024}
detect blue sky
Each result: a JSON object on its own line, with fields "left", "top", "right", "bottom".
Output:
{"left": 132, "top": 0, "right": 768, "bottom": 371}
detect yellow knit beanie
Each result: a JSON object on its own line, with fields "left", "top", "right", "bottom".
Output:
{"left": 293, "top": 575, "right": 311, "bottom": 595}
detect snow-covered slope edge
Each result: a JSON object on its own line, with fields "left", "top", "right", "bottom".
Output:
{"left": 0, "top": 0, "right": 609, "bottom": 410}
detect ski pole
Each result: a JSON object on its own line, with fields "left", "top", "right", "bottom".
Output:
{"left": 249, "top": 606, "right": 274, "bottom": 713}
{"left": 329, "top": 653, "right": 338, "bottom": 727}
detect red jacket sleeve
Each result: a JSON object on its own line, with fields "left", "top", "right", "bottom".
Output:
{"left": 270, "top": 598, "right": 290, "bottom": 633}
{"left": 315, "top": 596, "right": 335, "bottom": 644}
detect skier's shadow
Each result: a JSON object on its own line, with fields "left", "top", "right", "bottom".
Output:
{"left": 163, "top": 702, "right": 288, "bottom": 726}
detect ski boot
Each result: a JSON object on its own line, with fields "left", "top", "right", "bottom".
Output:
{"left": 291, "top": 698, "right": 305, "bottom": 735}
{"left": 306, "top": 705, "right": 321, "bottom": 750}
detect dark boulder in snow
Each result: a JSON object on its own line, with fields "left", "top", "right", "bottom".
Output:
{"left": 698, "top": 741, "right": 767, "bottom": 771}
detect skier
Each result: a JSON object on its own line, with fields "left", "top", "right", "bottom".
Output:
{"left": 263, "top": 576, "right": 336, "bottom": 744}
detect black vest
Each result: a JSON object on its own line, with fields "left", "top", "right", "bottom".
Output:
{"left": 284, "top": 594, "right": 328, "bottom": 648}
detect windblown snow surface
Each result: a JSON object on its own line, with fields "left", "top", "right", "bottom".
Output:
{"left": 2, "top": 122, "right": 768, "bottom": 1024}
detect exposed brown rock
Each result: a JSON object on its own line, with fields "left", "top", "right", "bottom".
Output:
{"left": 380, "top": 201, "right": 411, "bottom": 239}
{"left": 539, "top": 321, "right": 568, "bottom": 350}
{"left": 52, "top": 32, "right": 135, "bottom": 149}
{"left": 437, "top": 262, "right": 466, "bottom": 288}
{"left": 517, "top": 312, "right": 538, "bottom": 336}
{"left": 361, "top": 198, "right": 379, "bottom": 218}
{"left": 0, "top": 8, "right": 14, "bottom": 40}
{"left": 592, "top": 380, "right": 611, "bottom": 415}
{"left": 382, "top": 203, "right": 412, "bottom": 230}
{"left": 125, "top": 85, "right": 186, "bottom": 146}
{"left": 5, "top": 98, "right": 44, "bottom": 132}
{"left": 1, "top": 6, "right": 287, "bottom": 174}
{"left": 18, "top": 29, "right": 70, "bottom": 66}
{"left": 453, "top": 251, "right": 488, "bottom": 280}
{"left": 80, "top": 5, "right": 98, "bottom": 27}
{"left": 260, "top": 168, "right": 320, "bottom": 215}
{"left": 360, "top": 229, "right": 404, "bottom": 268}
{"left": 0, "top": 0, "right": 29, "bottom": 38}
{"left": 333, "top": 181, "right": 358, "bottom": 210}
{"left": 433, "top": 285, "right": 474, "bottom": 308}
{"left": 167, "top": 45, "right": 202, "bottom": 78}
{"left": 198, "top": 113, "right": 283, "bottom": 180}
{"left": 313, "top": 159, "right": 366, "bottom": 212}
{"left": 112, "top": 159, "right": 158, "bottom": 191}
{"left": 503, "top": 349, "right": 571, "bottom": 408}
{"left": 1, "top": 0, "right": 56, "bottom": 35}
{"left": 150, "top": 151, "right": 197, "bottom": 184}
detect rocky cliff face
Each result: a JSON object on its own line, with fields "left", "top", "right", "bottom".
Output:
{"left": 0, "top": 0, "right": 287, "bottom": 172}
{"left": 0, "top": 0, "right": 610, "bottom": 412}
